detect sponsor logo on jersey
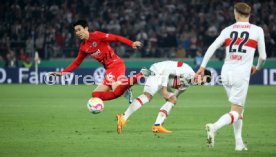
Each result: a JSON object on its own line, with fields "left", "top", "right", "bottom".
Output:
{"left": 90, "top": 49, "right": 101, "bottom": 57}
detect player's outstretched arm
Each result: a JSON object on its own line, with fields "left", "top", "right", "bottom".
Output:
{"left": 48, "top": 51, "right": 87, "bottom": 76}
{"left": 63, "top": 51, "right": 87, "bottom": 72}
{"left": 197, "top": 29, "right": 226, "bottom": 77}
{"left": 92, "top": 31, "right": 142, "bottom": 49}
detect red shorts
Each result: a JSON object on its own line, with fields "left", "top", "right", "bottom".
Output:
{"left": 102, "top": 61, "right": 126, "bottom": 86}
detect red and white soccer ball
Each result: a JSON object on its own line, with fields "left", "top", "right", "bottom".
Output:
{"left": 87, "top": 97, "right": 104, "bottom": 114}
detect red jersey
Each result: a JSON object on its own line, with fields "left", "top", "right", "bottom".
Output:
{"left": 63, "top": 31, "right": 133, "bottom": 72}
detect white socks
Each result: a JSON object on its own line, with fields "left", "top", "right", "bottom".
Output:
{"left": 124, "top": 94, "right": 149, "bottom": 120}
{"left": 124, "top": 96, "right": 175, "bottom": 126}
{"left": 233, "top": 119, "right": 244, "bottom": 145}
{"left": 154, "top": 102, "right": 174, "bottom": 125}
{"left": 213, "top": 111, "right": 239, "bottom": 131}
{"left": 212, "top": 111, "right": 245, "bottom": 147}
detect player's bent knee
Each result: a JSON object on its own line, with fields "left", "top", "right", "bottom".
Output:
{"left": 231, "top": 104, "right": 243, "bottom": 113}
{"left": 92, "top": 92, "right": 100, "bottom": 98}
{"left": 143, "top": 92, "right": 152, "bottom": 101}
{"left": 231, "top": 104, "right": 244, "bottom": 119}
{"left": 113, "top": 89, "right": 124, "bottom": 97}
{"left": 167, "top": 96, "right": 177, "bottom": 104}
{"left": 112, "top": 86, "right": 127, "bottom": 98}
{"left": 163, "top": 94, "right": 177, "bottom": 104}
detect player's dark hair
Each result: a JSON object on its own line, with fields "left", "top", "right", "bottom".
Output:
{"left": 204, "top": 69, "right": 212, "bottom": 83}
{"left": 73, "top": 20, "right": 88, "bottom": 28}
{"left": 234, "top": 2, "right": 251, "bottom": 17}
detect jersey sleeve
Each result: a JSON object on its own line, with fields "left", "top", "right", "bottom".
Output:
{"left": 90, "top": 31, "right": 133, "bottom": 47}
{"left": 256, "top": 27, "right": 267, "bottom": 70}
{"left": 62, "top": 50, "right": 88, "bottom": 72}
{"left": 201, "top": 29, "right": 227, "bottom": 68}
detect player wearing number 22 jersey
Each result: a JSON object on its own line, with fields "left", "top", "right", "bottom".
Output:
{"left": 196, "top": 2, "right": 267, "bottom": 151}
{"left": 50, "top": 20, "right": 143, "bottom": 103}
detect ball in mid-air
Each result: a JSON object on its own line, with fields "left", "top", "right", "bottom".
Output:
{"left": 87, "top": 97, "right": 104, "bottom": 114}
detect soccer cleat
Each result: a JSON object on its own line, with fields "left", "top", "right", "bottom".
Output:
{"left": 205, "top": 123, "right": 216, "bottom": 148}
{"left": 123, "top": 88, "right": 133, "bottom": 104}
{"left": 235, "top": 143, "right": 248, "bottom": 151}
{"left": 140, "top": 68, "right": 155, "bottom": 77}
{"left": 152, "top": 125, "right": 172, "bottom": 133}
{"left": 116, "top": 114, "right": 126, "bottom": 134}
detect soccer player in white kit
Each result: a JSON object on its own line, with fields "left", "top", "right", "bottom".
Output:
{"left": 116, "top": 61, "right": 212, "bottom": 134}
{"left": 196, "top": 2, "right": 267, "bottom": 151}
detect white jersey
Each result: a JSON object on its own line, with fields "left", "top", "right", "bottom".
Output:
{"left": 201, "top": 22, "right": 267, "bottom": 77}
{"left": 149, "top": 61, "right": 195, "bottom": 87}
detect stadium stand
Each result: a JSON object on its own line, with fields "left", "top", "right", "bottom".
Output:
{"left": 0, "top": 0, "right": 275, "bottom": 61}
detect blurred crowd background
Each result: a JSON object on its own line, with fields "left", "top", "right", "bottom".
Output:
{"left": 0, "top": 0, "right": 276, "bottom": 67}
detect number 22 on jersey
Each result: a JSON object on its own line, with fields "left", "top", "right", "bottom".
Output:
{"left": 229, "top": 31, "right": 249, "bottom": 53}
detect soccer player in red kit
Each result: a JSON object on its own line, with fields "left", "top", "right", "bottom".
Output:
{"left": 49, "top": 20, "right": 143, "bottom": 102}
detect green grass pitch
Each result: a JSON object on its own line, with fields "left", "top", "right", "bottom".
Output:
{"left": 0, "top": 85, "right": 276, "bottom": 157}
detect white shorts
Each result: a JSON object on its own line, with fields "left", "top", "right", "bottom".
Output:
{"left": 221, "top": 71, "right": 249, "bottom": 106}
{"left": 143, "top": 75, "right": 162, "bottom": 96}
{"left": 143, "top": 64, "right": 166, "bottom": 96}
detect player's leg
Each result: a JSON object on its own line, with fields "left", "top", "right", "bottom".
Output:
{"left": 117, "top": 67, "right": 152, "bottom": 102}
{"left": 93, "top": 84, "right": 112, "bottom": 92}
{"left": 206, "top": 79, "right": 248, "bottom": 149}
{"left": 123, "top": 88, "right": 133, "bottom": 104}
{"left": 205, "top": 72, "right": 228, "bottom": 148}
{"left": 232, "top": 82, "right": 248, "bottom": 151}
{"left": 152, "top": 95, "right": 176, "bottom": 133}
{"left": 91, "top": 83, "right": 114, "bottom": 100}
{"left": 205, "top": 74, "right": 231, "bottom": 148}
{"left": 123, "top": 75, "right": 160, "bottom": 120}
{"left": 92, "top": 63, "right": 144, "bottom": 101}
{"left": 124, "top": 92, "right": 152, "bottom": 119}
{"left": 211, "top": 104, "right": 241, "bottom": 133}
{"left": 91, "top": 64, "right": 127, "bottom": 101}
{"left": 209, "top": 104, "right": 247, "bottom": 150}
{"left": 91, "top": 83, "right": 115, "bottom": 100}
{"left": 206, "top": 107, "right": 240, "bottom": 148}
{"left": 211, "top": 80, "right": 239, "bottom": 130}
{"left": 111, "top": 66, "right": 154, "bottom": 102}
{"left": 233, "top": 109, "right": 247, "bottom": 151}
{"left": 111, "top": 72, "right": 143, "bottom": 98}
{"left": 117, "top": 75, "right": 160, "bottom": 134}
{"left": 117, "top": 92, "right": 153, "bottom": 134}
{"left": 205, "top": 102, "right": 241, "bottom": 148}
